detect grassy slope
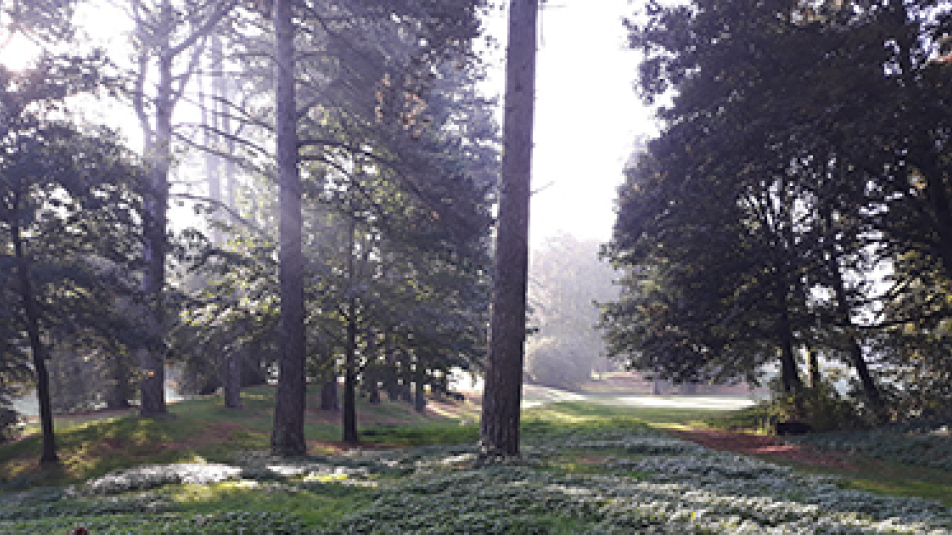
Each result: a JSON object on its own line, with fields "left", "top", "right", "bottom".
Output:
{"left": 1, "top": 385, "right": 479, "bottom": 489}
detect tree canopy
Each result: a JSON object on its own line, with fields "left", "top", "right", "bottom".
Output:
{"left": 603, "top": 0, "right": 952, "bottom": 421}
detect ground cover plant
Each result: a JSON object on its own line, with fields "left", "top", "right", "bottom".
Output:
{"left": 2, "top": 397, "right": 952, "bottom": 533}
{"left": 785, "top": 420, "right": 952, "bottom": 471}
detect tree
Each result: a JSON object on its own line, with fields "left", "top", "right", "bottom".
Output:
{"left": 607, "top": 0, "right": 952, "bottom": 420}
{"left": 527, "top": 234, "right": 617, "bottom": 389}
{"left": 263, "top": 0, "right": 487, "bottom": 455}
{"left": 0, "top": 57, "right": 142, "bottom": 463}
{"left": 480, "top": 0, "right": 538, "bottom": 458}
{"left": 127, "top": 0, "right": 238, "bottom": 417}
{"left": 268, "top": 0, "right": 307, "bottom": 456}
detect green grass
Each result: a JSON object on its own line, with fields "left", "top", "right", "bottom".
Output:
{"left": 3, "top": 392, "right": 951, "bottom": 533}
{"left": 168, "top": 480, "right": 375, "bottom": 530}
{"left": 0, "top": 384, "right": 478, "bottom": 489}
{"left": 701, "top": 402, "right": 774, "bottom": 433}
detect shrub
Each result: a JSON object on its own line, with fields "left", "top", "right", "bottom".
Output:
{"left": 0, "top": 405, "right": 19, "bottom": 444}
{"left": 765, "top": 378, "right": 865, "bottom": 433}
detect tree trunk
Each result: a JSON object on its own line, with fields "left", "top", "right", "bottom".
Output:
{"left": 320, "top": 378, "right": 339, "bottom": 411}
{"left": 204, "top": 35, "right": 223, "bottom": 245}
{"left": 828, "top": 254, "right": 885, "bottom": 419}
{"left": 342, "top": 314, "right": 358, "bottom": 444}
{"left": 384, "top": 348, "right": 400, "bottom": 401}
{"left": 365, "top": 330, "right": 380, "bottom": 404}
{"left": 270, "top": 0, "right": 307, "bottom": 457}
{"left": 224, "top": 328, "right": 243, "bottom": 410}
{"left": 479, "top": 0, "right": 538, "bottom": 459}
{"left": 242, "top": 340, "right": 268, "bottom": 387}
{"left": 137, "top": 28, "right": 176, "bottom": 418}
{"left": 105, "top": 349, "right": 132, "bottom": 410}
{"left": 820, "top": 205, "right": 886, "bottom": 419}
{"left": 804, "top": 346, "right": 821, "bottom": 389}
{"left": 778, "top": 306, "right": 803, "bottom": 396}
{"left": 413, "top": 358, "right": 427, "bottom": 414}
{"left": 12, "top": 221, "right": 58, "bottom": 464}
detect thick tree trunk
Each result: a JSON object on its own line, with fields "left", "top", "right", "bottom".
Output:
{"left": 138, "top": 176, "right": 169, "bottom": 416}
{"left": 270, "top": 0, "right": 307, "bottom": 457}
{"left": 479, "top": 0, "right": 538, "bottom": 458}
{"left": 137, "top": 40, "right": 175, "bottom": 417}
{"left": 13, "top": 222, "right": 58, "bottom": 464}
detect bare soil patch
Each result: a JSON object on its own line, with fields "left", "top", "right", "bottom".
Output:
{"left": 672, "top": 428, "right": 855, "bottom": 470}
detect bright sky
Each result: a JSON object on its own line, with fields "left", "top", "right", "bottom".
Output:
{"left": 1, "top": 1, "right": 656, "bottom": 248}
{"left": 483, "top": 1, "right": 655, "bottom": 248}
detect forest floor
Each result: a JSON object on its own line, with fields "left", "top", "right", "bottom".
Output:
{"left": 2, "top": 398, "right": 950, "bottom": 533}
{"left": 2, "top": 387, "right": 951, "bottom": 533}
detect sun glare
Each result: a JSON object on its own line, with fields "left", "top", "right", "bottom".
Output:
{"left": 0, "top": 34, "right": 41, "bottom": 72}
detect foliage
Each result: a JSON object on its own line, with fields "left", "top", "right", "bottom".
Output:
{"left": 526, "top": 235, "right": 618, "bottom": 389}
{"left": 767, "top": 379, "right": 865, "bottom": 433}
{"left": 0, "top": 55, "right": 144, "bottom": 460}
{"left": 604, "top": 0, "right": 952, "bottom": 417}
{"left": 787, "top": 421, "right": 952, "bottom": 473}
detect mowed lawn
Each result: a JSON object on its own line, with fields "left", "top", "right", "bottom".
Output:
{"left": 1, "top": 387, "right": 950, "bottom": 533}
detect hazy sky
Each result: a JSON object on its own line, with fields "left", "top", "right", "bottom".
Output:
{"left": 483, "top": 1, "right": 655, "bottom": 247}
{"left": 1, "top": 1, "right": 656, "bottom": 248}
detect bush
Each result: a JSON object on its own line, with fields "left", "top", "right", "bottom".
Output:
{"left": 766, "top": 378, "right": 866, "bottom": 433}
{"left": 524, "top": 337, "right": 593, "bottom": 390}
{"left": 0, "top": 405, "right": 19, "bottom": 444}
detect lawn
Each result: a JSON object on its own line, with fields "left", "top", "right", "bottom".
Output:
{"left": 1, "top": 389, "right": 950, "bottom": 533}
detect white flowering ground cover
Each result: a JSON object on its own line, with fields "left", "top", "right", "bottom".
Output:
{"left": 785, "top": 420, "right": 952, "bottom": 472}
{"left": 1, "top": 421, "right": 950, "bottom": 533}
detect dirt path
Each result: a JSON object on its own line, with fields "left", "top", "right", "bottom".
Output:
{"left": 672, "top": 428, "right": 855, "bottom": 470}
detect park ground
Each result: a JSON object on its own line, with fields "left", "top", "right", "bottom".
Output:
{"left": 1, "top": 380, "right": 950, "bottom": 533}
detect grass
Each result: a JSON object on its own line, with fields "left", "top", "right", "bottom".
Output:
{"left": 1, "top": 384, "right": 479, "bottom": 489}
{"left": 2, "top": 389, "right": 951, "bottom": 532}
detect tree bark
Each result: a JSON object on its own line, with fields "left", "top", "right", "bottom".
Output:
{"left": 105, "top": 349, "right": 132, "bottom": 410}
{"left": 804, "top": 346, "right": 821, "bottom": 389}
{"left": 828, "top": 255, "right": 885, "bottom": 419}
{"left": 223, "top": 325, "right": 243, "bottom": 409}
{"left": 270, "top": 0, "right": 307, "bottom": 457}
{"left": 320, "top": 378, "right": 340, "bottom": 411}
{"left": 137, "top": 113, "right": 170, "bottom": 417}
{"left": 777, "top": 305, "right": 803, "bottom": 396}
{"left": 342, "top": 311, "right": 358, "bottom": 444}
{"left": 413, "top": 357, "right": 427, "bottom": 414}
{"left": 384, "top": 347, "right": 400, "bottom": 401}
{"left": 12, "top": 219, "right": 58, "bottom": 464}
{"left": 479, "top": 0, "right": 538, "bottom": 458}
{"left": 365, "top": 330, "right": 380, "bottom": 404}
